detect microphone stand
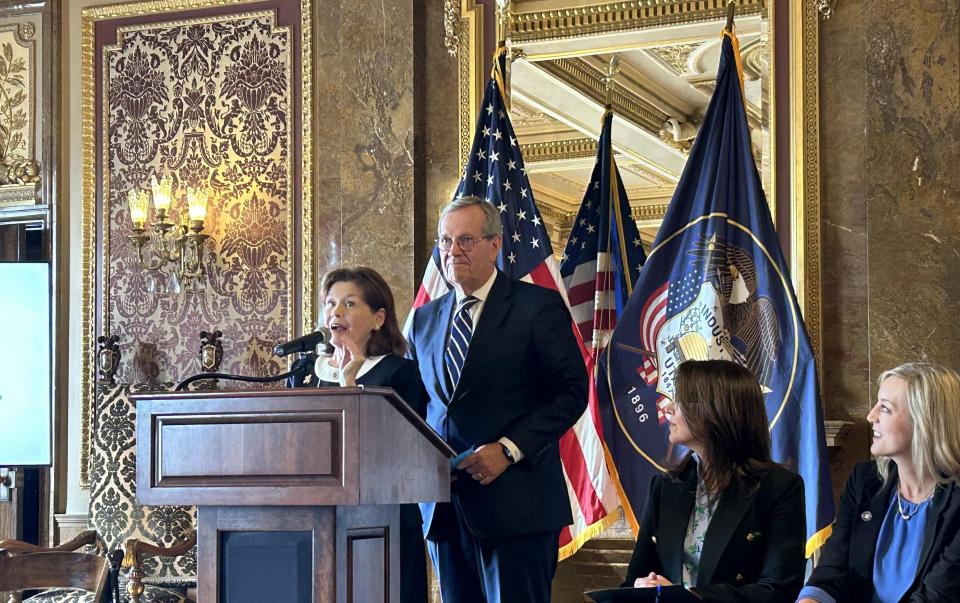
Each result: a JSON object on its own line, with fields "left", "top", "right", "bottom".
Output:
{"left": 175, "top": 353, "right": 315, "bottom": 391}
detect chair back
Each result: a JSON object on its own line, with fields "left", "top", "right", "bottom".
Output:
{"left": 0, "top": 551, "right": 109, "bottom": 601}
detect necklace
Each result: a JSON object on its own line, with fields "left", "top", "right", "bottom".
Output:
{"left": 896, "top": 485, "right": 934, "bottom": 520}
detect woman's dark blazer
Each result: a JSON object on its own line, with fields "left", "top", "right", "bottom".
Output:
{"left": 804, "top": 461, "right": 960, "bottom": 603}
{"left": 622, "top": 463, "right": 806, "bottom": 603}
{"left": 292, "top": 353, "right": 428, "bottom": 603}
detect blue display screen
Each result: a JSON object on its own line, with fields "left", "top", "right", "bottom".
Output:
{"left": 0, "top": 262, "right": 51, "bottom": 466}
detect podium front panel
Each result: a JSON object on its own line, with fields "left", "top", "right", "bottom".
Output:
{"left": 137, "top": 394, "right": 361, "bottom": 506}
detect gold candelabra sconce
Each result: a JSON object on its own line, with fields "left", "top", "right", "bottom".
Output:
{"left": 127, "top": 175, "right": 211, "bottom": 294}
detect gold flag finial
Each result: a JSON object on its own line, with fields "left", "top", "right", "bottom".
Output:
{"left": 603, "top": 55, "right": 621, "bottom": 107}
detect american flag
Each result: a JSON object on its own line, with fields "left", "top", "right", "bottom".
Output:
{"left": 406, "top": 49, "right": 618, "bottom": 559}
{"left": 558, "top": 108, "right": 647, "bottom": 533}
{"left": 560, "top": 109, "right": 647, "bottom": 356}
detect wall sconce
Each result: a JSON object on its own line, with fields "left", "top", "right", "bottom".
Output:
{"left": 127, "top": 175, "right": 211, "bottom": 293}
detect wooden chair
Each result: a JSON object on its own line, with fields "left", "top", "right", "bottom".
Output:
{"left": 0, "top": 530, "right": 121, "bottom": 603}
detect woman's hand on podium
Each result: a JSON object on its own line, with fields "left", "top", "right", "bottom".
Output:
{"left": 634, "top": 572, "right": 673, "bottom": 588}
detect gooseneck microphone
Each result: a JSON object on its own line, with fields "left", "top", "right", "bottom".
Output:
{"left": 273, "top": 326, "right": 332, "bottom": 357}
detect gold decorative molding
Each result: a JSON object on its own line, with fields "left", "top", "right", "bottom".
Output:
{"left": 79, "top": 9, "right": 94, "bottom": 488}
{"left": 0, "top": 182, "right": 37, "bottom": 206}
{"left": 646, "top": 43, "right": 700, "bottom": 76}
{"left": 456, "top": 1, "right": 485, "bottom": 174}
{"left": 520, "top": 138, "right": 597, "bottom": 163}
{"left": 536, "top": 201, "right": 575, "bottom": 224}
{"left": 0, "top": 23, "right": 40, "bottom": 196}
{"left": 79, "top": 0, "right": 314, "bottom": 488}
{"left": 301, "top": 0, "right": 313, "bottom": 334}
{"left": 510, "top": 0, "right": 765, "bottom": 43}
{"left": 630, "top": 202, "right": 670, "bottom": 221}
{"left": 538, "top": 57, "right": 667, "bottom": 135}
{"left": 791, "top": 0, "right": 822, "bottom": 363}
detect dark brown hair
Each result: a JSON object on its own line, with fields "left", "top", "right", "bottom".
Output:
{"left": 321, "top": 267, "right": 407, "bottom": 357}
{"left": 668, "top": 359, "right": 776, "bottom": 499}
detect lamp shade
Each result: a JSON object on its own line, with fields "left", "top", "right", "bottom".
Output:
{"left": 187, "top": 187, "right": 208, "bottom": 223}
{"left": 150, "top": 174, "right": 173, "bottom": 214}
{"left": 127, "top": 189, "right": 149, "bottom": 229}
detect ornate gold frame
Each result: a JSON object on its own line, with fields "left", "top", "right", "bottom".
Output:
{"left": 450, "top": 0, "right": 822, "bottom": 360}
{"left": 78, "top": 0, "right": 313, "bottom": 487}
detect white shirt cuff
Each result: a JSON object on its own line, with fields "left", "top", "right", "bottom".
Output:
{"left": 498, "top": 437, "right": 525, "bottom": 463}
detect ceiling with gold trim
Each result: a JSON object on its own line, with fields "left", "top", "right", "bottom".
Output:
{"left": 507, "top": 0, "right": 771, "bottom": 250}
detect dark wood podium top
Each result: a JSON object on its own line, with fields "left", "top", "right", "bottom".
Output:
{"left": 132, "top": 387, "right": 453, "bottom": 508}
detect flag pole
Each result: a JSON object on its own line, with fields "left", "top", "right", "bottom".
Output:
{"left": 725, "top": 0, "right": 736, "bottom": 32}
{"left": 496, "top": 0, "right": 513, "bottom": 111}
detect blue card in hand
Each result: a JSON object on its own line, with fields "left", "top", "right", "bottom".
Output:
{"left": 450, "top": 448, "right": 474, "bottom": 470}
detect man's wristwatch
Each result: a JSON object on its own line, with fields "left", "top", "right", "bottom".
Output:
{"left": 500, "top": 443, "right": 515, "bottom": 464}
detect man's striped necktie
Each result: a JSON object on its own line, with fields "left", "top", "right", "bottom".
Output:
{"left": 444, "top": 295, "right": 479, "bottom": 396}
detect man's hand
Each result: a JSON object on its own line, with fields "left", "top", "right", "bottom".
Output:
{"left": 457, "top": 443, "right": 510, "bottom": 485}
{"left": 634, "top": 572, "right": 672, "bottom": 588}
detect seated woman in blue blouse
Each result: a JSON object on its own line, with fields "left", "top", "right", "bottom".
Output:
{"left": 622, "top": 359, "right": 806, "bottom": 602}
{"left": 799, "top": 362, "right": 960, "bottom": 603}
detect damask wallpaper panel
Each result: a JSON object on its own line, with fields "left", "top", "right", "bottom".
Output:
{"left": 81, "top": 0, "right": 312, "bottom": 485}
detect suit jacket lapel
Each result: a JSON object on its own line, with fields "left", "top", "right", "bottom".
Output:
{"left": 851, "top": 467, "right": 894, "bottom": 579}
{"left": 914, "top": 481, "right": 955, "bottom": 582}
{"left": 432, "top": 293, "right": 457, "bottom": 402}
{"left": 451, "top": 271, "right": 510, "bottom": 401}
{"left": 659, "top": 468, "right": 697, "bottom": 583}
{"left": 697, "top": 479, "right": 758, "bottom": 586}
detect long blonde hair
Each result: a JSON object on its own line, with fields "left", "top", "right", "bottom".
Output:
{"left": 875, "top": 363, "right": 960, "bottom": 486}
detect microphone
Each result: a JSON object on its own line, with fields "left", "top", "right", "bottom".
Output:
{"left": 273, "top": 326, "right": 332, "bottom": 357}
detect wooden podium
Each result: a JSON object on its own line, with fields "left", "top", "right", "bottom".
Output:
{"left": 133, "top": 387, "right": 452, "bottom": 603}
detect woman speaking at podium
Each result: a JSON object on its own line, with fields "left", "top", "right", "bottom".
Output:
{"left": 291, "top": 266, "right": 428, "bottom": 603}
{"left": 622, "top": 359, "right": 806, "bottom": 602}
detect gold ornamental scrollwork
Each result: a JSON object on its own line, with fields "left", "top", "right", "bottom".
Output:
{"left": 0, "top": 22, "right": 40, "bottom": 206}
{"left": 443, "top": 0, "right": 461, "bottom": 55}
{"left": 816, "top": 0, "right": 836, "bottom": 19}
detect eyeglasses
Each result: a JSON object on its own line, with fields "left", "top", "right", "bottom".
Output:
{"left": 437, "top": 234, "right": 496, "bottom": 252}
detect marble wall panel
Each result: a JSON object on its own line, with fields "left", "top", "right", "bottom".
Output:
{"left": 413, "top": 0, "right": 461, "bottom": 287}
{"left": 345, "top": 0, "right": 415, "bottom": 308}
{"left": 313, "top": 0, "right": 344, "bottom": 294}
{"left": 819, "top": 0, "right": 959, "bottom": 500}
{"left": 818, "top": 0, "right": 872, "bottom": 497}
{"left": 864, "top": 2, "right": 960, "bottom": 374}
{"left": 312, "top": 0, "right": 416, "bottom": 312}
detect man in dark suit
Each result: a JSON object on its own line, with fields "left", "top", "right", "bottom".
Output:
{"left": 408, "top": 195, "right": 587, "bottom": 602}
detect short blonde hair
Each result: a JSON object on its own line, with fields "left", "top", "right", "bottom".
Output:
{"left": 875, "top": 363, "right": 960, "bottom": 486}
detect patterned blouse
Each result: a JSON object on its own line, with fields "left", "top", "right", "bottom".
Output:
{"left": 681, "top": 460, "right": 719, "bottom": 588}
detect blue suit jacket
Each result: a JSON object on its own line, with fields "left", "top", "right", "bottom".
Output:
{"left": 408, "top": 270, "right": 587, "bottom": 540}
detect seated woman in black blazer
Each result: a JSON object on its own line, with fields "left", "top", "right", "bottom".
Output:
{"left": 623, "top": 359, "right": 806, "bottom": 603}
{"left": 799, "top": 362, "right": 960, "bottom": 603}
{"left": 293, "top": 266, "right": 427, "bottom": 603}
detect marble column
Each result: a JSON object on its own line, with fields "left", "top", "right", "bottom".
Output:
{"left": 314, "top": 0, "right": 417, "bottom": 311}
